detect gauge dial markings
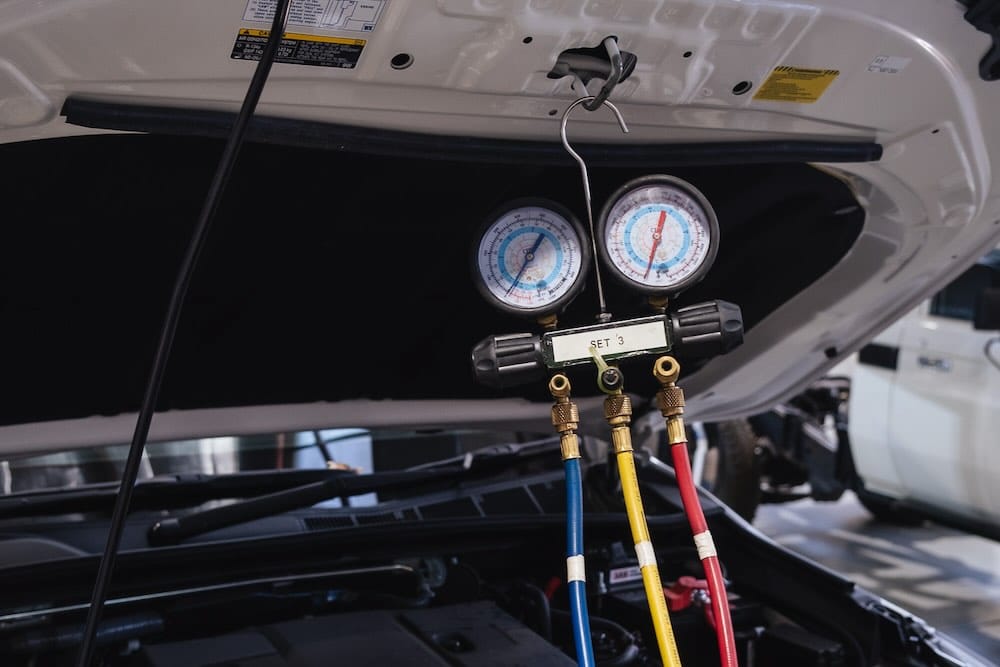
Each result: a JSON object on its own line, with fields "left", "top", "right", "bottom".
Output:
{"left": 623, "top": 205, "right": 693, "bottom": 275}
{"left": 597, "top": 176, "right": 719, "bottom": 296}
{"left": 473, "top": 200, "right": 591, "bottom": 316}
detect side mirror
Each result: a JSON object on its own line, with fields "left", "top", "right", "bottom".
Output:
{"left": 973, "top": 287, "right": 1000, "bottom": 330}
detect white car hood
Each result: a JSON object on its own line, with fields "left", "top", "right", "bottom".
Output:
{"left": 2, "top": 0, "right": 1000, "bottom": 454}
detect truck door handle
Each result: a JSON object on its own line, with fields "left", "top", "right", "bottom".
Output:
{"left": 917, "top": 356, "right": 952, "bottom": 371}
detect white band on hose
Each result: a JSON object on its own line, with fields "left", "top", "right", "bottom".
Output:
{"left": 566, "top": 555, "right": 586, "bottom": 582}
{"left": 634, "top": 540, "right": 656, "bottom": 568}
{"left": 693, "top": 531, "right": 717, "bottom": 560}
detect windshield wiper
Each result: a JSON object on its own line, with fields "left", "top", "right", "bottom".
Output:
{"left": 0, "top": 468, "right": 356, "bottom": 520}
{"left": 146, "top": 438, "right": 559, "bottom": 546}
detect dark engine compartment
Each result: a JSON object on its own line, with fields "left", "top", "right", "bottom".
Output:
{"left": 0, "top": 454, "right": 904, "bottom": 666}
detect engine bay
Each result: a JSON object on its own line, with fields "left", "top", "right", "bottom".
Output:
{"left": 0, "top": 448, "right": 911, "bottom": 666}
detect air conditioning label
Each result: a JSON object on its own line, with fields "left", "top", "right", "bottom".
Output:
{"left": 231, "top": 29, "right": 365, "bottom": 68}
{"left": 753, "top": 66, "right": 839, "bottom": 103}
{"left": 243, "top": 0, "right": 386, "bottom": 33}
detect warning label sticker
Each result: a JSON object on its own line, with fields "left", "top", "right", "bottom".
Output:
{"left": 231, "top": 28, "right": 365, "bottom": 68}
{"left": 243, "top": 0, "right": 386, "bottom": 33}
{"left": 609, "top": 566, "right": 642, "bottom": 586}
{"left": 753, "top": 66, "right": 839, "bottom": 103}
{"left": 867, "top": 55, "right": 911, "bottom": 74}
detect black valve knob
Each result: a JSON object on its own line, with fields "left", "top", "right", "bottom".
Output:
{"left": 471, "top": 332, "right": 546, "bottom": 389}
{"left": 600, "top": 367, "right": 624, "bottom": 393}
{"left": 669, "top": 300, "right": 743, "bottom": 357}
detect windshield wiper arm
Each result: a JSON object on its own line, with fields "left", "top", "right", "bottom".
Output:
{"left": 147, "top": 439, "right": 559, "bottom": 546}
{"left": 146, "top": 469, "right": 455, "bottom": 545}
{"left": 0, "top": 469, "right": 353, "bottom": 520}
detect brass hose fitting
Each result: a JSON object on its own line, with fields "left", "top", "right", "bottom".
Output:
{"left": 588, "top": 348, "right": 632, "bottom": 452}
{"left": 538, "top": 313, "right": 559, "bottom": 330}
{"left": 549, "top": 374, "right": 581, "bottom": 460}
{"left": 647, "top": 294, "right": 669, "bottom": 313}
{"left": 604, "top": 393, "right": 633, "bottom": 455}
{"left": 653, "top": 356, "right": 687, "bottom": 445}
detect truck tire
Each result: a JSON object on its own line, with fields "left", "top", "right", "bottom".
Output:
{"left": 702, "top": 419, "right": 762, "bottom": 522}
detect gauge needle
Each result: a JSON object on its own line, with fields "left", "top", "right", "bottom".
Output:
{"left": 506, "top": 233, "right": 546, "bottom": 295}
{"left": 643, "top": 210, "right": 667, "bottom": 279}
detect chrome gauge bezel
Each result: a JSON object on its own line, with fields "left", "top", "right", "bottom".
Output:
{"left": 597, "top": 175, "right": 720, "bottom": 297}
{"left": 471, "top": 198, "right": 591, "bottom": 317}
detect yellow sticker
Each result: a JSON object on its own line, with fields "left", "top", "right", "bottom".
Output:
{"left": 231, "top": 28, "right": 366, "bottom": 69}
{"left": 753, "top": 66, "right": 839, "bottom": 103}
{"left": 237, "top": 28, "right": 365, "bottom": 46}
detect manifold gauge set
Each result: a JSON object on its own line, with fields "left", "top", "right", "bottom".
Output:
{"left": 473, "top": 175, "right": 719, "bottom": 318}
{"left": 470, "top": 173, "right": 738, "bottom": 384}
{"left": 468, "top": 77, "right": 744, "bottom": 667}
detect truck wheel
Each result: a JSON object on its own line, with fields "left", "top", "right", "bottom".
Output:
{"left": 702, "top": 419, "right": 762, "bottom": 522}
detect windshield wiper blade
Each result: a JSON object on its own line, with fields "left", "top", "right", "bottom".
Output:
{"left": 147, "top": 438, "right": 561, "bottom": 546}
{"left": 0, "top": 469, "right": 353, "bottom": 520}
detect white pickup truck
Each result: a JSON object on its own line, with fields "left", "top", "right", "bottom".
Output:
{"left": 692, "top": 249, "right": 1000, "bottom": 537}
{"left": 847, "top": 248, "right": 1000, "bottom": 535}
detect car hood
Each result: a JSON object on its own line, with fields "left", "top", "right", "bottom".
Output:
{"left": 2, "top": 0, "right": 1000, "bottom": 456}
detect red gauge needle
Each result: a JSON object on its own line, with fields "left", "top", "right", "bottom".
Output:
{"left": 643, "top": 210, "right": 667, "bottom": 279}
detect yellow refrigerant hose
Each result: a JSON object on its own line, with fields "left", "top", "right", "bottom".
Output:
{"left": 593, "top": 350, "right": 683, "bottom": 667}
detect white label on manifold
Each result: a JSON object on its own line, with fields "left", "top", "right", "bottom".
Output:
{"left": 550, "top": 320, "right": 667, "bottom": 364}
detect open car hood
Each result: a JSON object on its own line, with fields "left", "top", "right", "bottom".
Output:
{"left": 3, "top": 0, "right": 1000, "bottom": 455}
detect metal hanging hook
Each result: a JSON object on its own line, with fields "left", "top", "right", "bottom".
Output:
{"left": 560, "top": 95, "right": 629, "bottom": 322}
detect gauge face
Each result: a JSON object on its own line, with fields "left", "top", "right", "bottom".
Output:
{"left": 597, "top": 175, "right": 719, "bottom": 296}
{"left": 473, "top": 199, "right": 590, "bottom": 316}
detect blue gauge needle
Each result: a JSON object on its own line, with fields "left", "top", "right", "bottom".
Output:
{"left": 506, "top": 233, "right": 545, "bottom": 295}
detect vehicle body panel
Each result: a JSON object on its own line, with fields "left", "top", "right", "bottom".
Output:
{"left": 851, "top": 253, "right": 1000, "bottom": 524}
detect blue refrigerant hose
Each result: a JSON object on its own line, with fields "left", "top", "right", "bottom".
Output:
{"left": 565, "top": 457, "right": 596, "bottom": 667}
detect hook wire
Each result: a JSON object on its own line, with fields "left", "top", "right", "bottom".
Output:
{"left": 560, "top": 96, "right": 629, "bottom": 321}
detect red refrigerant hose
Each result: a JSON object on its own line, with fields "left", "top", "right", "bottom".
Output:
{"left": 670, "top": 439, "right": 738, "bottom": 667}
{"left": 654, "top": 356, "right": 738, "bottom": 667}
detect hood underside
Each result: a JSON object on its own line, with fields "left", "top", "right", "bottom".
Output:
{"left": 1, "top": 132, "right": 862, "bottom": 426}
{"left": 3, "top": 0, "right": 1000, "bottom": 452}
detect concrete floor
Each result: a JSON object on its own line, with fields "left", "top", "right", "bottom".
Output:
{"left": 754, "top": 491, "right": 1000, "bottom": 663}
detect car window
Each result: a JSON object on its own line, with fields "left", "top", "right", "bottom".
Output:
{"left": 0, "top": 427, "right": 545, "bottom": 498}
{"left": 928, "top": 250, "right": 1000, "bottom": 321}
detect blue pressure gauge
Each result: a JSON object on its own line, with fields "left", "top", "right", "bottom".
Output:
{"left": 473, "top": 198, "right": 590, "bottom": 317}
